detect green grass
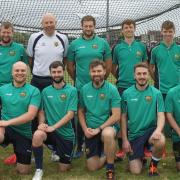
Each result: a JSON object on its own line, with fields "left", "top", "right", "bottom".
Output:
{"left": 0, "top": 139, "right": 179, "bottom": 180}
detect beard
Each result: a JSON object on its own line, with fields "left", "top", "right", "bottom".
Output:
{"left": 136, "top": 79, "right": 148, "bottom": 87}
{"left": 92, "top": 76, "right": 104, "bottom": 86}
{"left": 2, "top": 37, "right": 12, "bottom": 44}
{"left": 52, "top": 76, "right": 64, "bottom": 83}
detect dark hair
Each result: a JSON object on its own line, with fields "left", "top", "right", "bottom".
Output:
{"left": 81, "top": 15, "right": 96, "bottom": 26}
{"left": 134, "top": 62, "right": 148, "bottom": 72}
{"left": 49, "top": 61, "right": 65, "bottom": 71}
{"left": 161, "top": 20, "right": 175, "bottom": 31}
{"left": 89, "top": 60, "right": 106, "bottom": 70}
{"left": 122, "top": 19, "right": 136, "bottom": 29}
{"left": 0, "top": 21, "right": 14, "bottom": 31}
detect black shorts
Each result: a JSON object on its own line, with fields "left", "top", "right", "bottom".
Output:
{"left": 1, "top": 127, "right": 32, "bottom": 164}
{"left": 173, "top": 141, "right": 180, "bottom": 162}
{"left": 85, "top": 133, "right": 103, "bottom": 159}
{"left": 129, "top": 128, "right": 154, "bottom": 161}
{"left": 44, "top": 132, "right": 74, "bottom": 164}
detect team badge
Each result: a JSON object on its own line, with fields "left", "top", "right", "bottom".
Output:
{"left": 175, "top": 54, "right": 180, "bottom": 60}
{"left": 60, "top": 94, "right": 67, "bottom": 100}
{"left": 92, "top": 44, "right": 98, "bottom": 49}
{"left": 99, "top": 93, "right": 105, "bottom": 100}
{"left": 20, "top": 92, "right": 26, "bottom": 97}
{"left": 85, "top": 148, "right": 90, "bottom": 155}
{"left": 136, "top": 51, "right": 142, "bottom": 57}
{"left": 145, "top": 96, "right": 152, "bottom": 102}
{"left": 54, "top": 42, "right": 59, "bottom": 47}
{"left": 9, "top": 50, "right": 16, "bottom": 56}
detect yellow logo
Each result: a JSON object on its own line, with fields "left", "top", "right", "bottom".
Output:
{"left": 175, "top": 54, "right": 180, "bottom": 60}
{"left": 92, "top": 44, "right": 98, "bottom": 49}
{"left": 145, "top": 96, "right": 152, "bottom": 102}
{"left": 54, "top": 42, "right": 59, "bottom": 47}
{"left": 20, "top": 92, "right": 26, "bottom": 97}
{"left": 60, "top": 94, "right": 67, "bottom": 100}
{"left": 136, "top": 51, "right": 142, "bottom": 57}
{"left": 9, "top": 50, "right": 16, "bottom": 56}
{"left": 99, "top": 93, "right": 105, "bottom": 100}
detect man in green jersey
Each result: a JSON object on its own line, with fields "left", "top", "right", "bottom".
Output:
{"left": 121, "top": 62, "right": 165, "bottom": 176}
{"left": 165, "top": 85, "right": 180, "bottom": 171}
{"left": 0, "top": 21, "right": 28, "bottom": 165}
{"left": 112, "top": 19, "right": 148, "bottom": 160}
{"left": 0, "top": 22, "right": 28, "bottom": 86}
{"left": 149, "top": 20, "right": 180, "bottom": 137}
{"left": 78, "top": 60, "right": 121, "bottom": 180}
{"left": 32, "top": 61, "right": 77, "bottom": 180}
{"left": 67, "top": 15, "right": 112, "bottom": 158}
{"left": 0, "top": 61, "right": 41, "bottom": 174}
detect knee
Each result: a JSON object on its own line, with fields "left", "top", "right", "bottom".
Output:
{"left": 16, "top": 166, "right": 30, "bottom": 174}
{"left": 87, "top": 163, "right": 98, "bottom": 171}
{"left": 59, "top": 165, "right": 71, "bottom": 172}
{"left": 0, "top": 133, "right": 4, "bottom": 143}
{"left": 102, "top": 127, "right": 115, "bottom": 141}
{"left": 32, "top": 130, "right": 45, "bottom": 147}
{"left": 129, "top": 166, "right": 142, "bottom": 175}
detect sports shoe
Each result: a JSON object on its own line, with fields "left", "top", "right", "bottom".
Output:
{"left": 148, "top": 163, "right": 159, "bottom": 176}
{"left": 4, "top": 154, "right": 17, "bottom": 165}
{"left": 32, "top": 169, "right": 43, "bottom": 180}
{"left": 106, "top": 169, "right": 116, "bottom": 180}
{"left": 73, "top": 150, "right": 83, "bottom": 159}
{"left": 51, "top": 152, "right": 60, "bottom": 162}
{"left": 115, "top": 150, "right": 125, "bottom": 161}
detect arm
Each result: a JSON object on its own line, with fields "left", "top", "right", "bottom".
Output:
{"left": 149, "top": 64, "right": 155, "bottom": 80}
{"left": 46, "top": 111, "right": 74, "bottom": 132}
{"left": 111, "top": 64, "right": 118, "bottom": 78}
{"left": 67, "top": 61, "right": 75, "bottom": 80}
{"left": 166, "top": 113, "right": 180, "bottom": 137}
{"left": 29, "top": 57, "right": 33, "bottom": 71}
{"left": 99, "top": 108, "right": 120, "bottom": 130}
{"left": 104, "top": 58, "right": 112, "bottom": 79}
{"left": 0, "top": 105, "right": 38, "bottom": 127}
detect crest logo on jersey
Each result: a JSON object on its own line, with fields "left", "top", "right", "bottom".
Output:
{"left": 145, "top": 96, "right": 152, "bottom": 102}
{"left": 92, "top": 44, "right": 98, "bottom": 49}
{"left": 20, "top": 92, "right": 26, "bottom": 97}
{"left": 175, "top": 54, "right": 180, "bottom": 60}
{"left": 9, "top": 50, "right": 16, "bottom": 56}
{"left": 99, "top": 93, "right": 105, "bottom": 100}
{"left": 136, "top": 51, "right": 142, "bottom": 57}
{"left": 60, "top": 94, "right": 67, "bottom": 100}
{"left": 54, "top": 41, "right": 59, "bottom": 47}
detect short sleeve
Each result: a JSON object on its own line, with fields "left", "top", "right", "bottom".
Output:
{"left": 103, "top": 40, "right": 112, "bottom": 61}
{"left": 67, "top": 42, "right": 75, "bottom": 62}
{"left": 111, "top": 86, "right": 121, "bottom": 108}
{"left": 165, "top": 90, "right": 173, "bottom": 113}
{"left": 29, "top": 88, "right": 41, "bottom": 108}
{"left": 63, "top": 35, "right": 69, "bottom": 58}
{"left": 157, "top": 91, "right": 165, "bottom": 112}
{"left": 67, "top": 88, "right": 78, "bottom": 112}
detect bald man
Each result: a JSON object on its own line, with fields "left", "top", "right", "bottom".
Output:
{"left": 0, "top": 62, "right": 41, "bottom": 174}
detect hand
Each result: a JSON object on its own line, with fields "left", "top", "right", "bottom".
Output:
{"left": 122, "top": 139, "right": 132, "bottom": 154}
{"left": 45, "top": 126, "right": 56, "bottom": 133}
{"left": 0, "top": 120, "right": 10, "bottom": 127}
{"left": 84, "top": 128, "right": 94, "bottom": 138}
{"left": 91, "top": 128, "right": 101, "bottom": 136}
{"left": 149, "top": 129, "right": 162, "bottom": 144}
{"left": 38, "top": 123, "right": 48, "bottom": 131}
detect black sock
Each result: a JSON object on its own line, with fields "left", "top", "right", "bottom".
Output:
{"left": 118, "top": 138, "right": 122, "bottom": 149}
{"left": 33, "top": 146, "right": 43, "bottom": 169}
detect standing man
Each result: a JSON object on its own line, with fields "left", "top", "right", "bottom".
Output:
{"left": 32, "top": 61, "right": 77, "bottom": 180}
{"left": 0, "top": 62, "right": 41, "bottom": 174}
{"left": 67, "top": 15, "right": 112, "bottom": 157}
{"left": 0, "top": 22, "right": 28, "bottom": 86}
{"left": 27, "top": 12, "right": 69, "bottom": 161}
{"left": 121, "top": 62, "right": 165, "bottom": 176}
{"left": 0, "top": 21, "right": 28, "bottom": 164}
{"left": 149, "top": 20, "right": 180, "bottom": 137}
{"left": 112, "top": 19, "right": 148, "bottom": 159}
{"left": 78, "top": 60, "right": 120, "bottom": 180}
{"left": 165, "top": 84, "right": 180, "bottom": 171}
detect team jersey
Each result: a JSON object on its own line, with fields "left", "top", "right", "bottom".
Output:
{"left": 112, "top": 40, "right": 147, "bottom": 88}
{"left": 0, "top": 42, "right": 28, "bottom": 86}
{"left": 0, "top": 83, "right": 41, "bottom": 139}
{"left": 165, "top": 85, "right": 180, "bottom": 142}
{"left": 79, "top": 81, "right": 121, "bottom": 129}
{"left": 67, "top": 35, "right": 111, "bottom": 90}
{"left": 27, "top": 31, "right": 69, "bottom": 76}
{"left": 150, "top": 41, "right": 180, "bottom": 94}
{"left": 41, "top": 84, "right": 77, "bottom": 141}
{"left": 122, "top": 85, "right": 164, "bottom": 141}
